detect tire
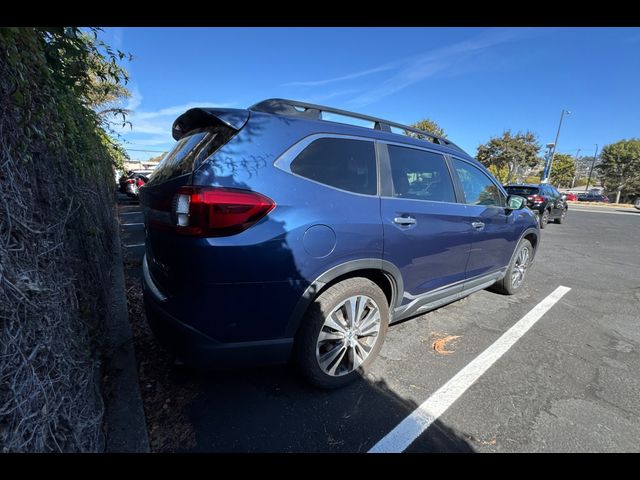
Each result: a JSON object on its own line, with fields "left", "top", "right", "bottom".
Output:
{"left": 293, "top": 277, "right": 389, "bottom": 389}
{"left": 635, "top": 198, "right": 640, "bottom": 210}
{"left": 554, "top": 207, "right": 567, "bottom": 224}
{"left": 489, "top": 239, "right": 533, "bottom": 295}
{"left": 539, "top": 208, "right": 550, "bottom": 229}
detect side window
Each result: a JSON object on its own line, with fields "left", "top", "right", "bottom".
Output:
{"left": 387, "top": 145, "right": 456, "bottom": 203}
{"left": 550, "top": 186, "right": 560, "bottom": 197}
{"left": 452, "top": 159, "right": 505, "bottom": 207}
{"left": 290, "top": 137, "right": 376, "bottom": 195}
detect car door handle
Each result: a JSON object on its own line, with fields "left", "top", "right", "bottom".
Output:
{"left": 393, "top": 216, "right": 416, "bottom": 226}
{"left": 471, "top": 221, "right": 485, "bottom": 230}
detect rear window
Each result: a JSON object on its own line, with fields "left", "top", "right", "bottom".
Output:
{"left": 147, "top": 127, "right": 233, "bottom": 185}
{"left": 505, "top": 186, "right": 539, "bottom": 196}
{"left": 290, "top": 137, "right": 377, "bottom": 195}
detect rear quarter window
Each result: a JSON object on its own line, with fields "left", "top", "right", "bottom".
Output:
{"left": 290, "top": 137, "right": 377, "bottom": 195}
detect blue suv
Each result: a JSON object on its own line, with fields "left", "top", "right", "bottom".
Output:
{"left": 140, "top": 99, "right": 539, "bottom": 388}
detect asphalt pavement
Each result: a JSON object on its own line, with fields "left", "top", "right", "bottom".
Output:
{"left": 118, "top": 195, "right": 640, "bottom": 452}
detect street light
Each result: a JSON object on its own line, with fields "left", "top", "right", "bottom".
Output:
{"left": 542, "top": 109, "right": 571, "bottom": 183}
{"left": 571, "top": 148, "right": 581, "bottom": 188}
{"left": 585, "top": 144, "right": 599, "bottom": 192}
{"left": 541, "top": 143, "right": 555, "bottom": 182}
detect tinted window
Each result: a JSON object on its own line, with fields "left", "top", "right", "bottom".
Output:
{"left": 149, "top": 127, "right": 232, "bottom": 185}
{"left": 387, "top": 145, "right": 455, "bottom": 203}
{"left": 291, "top": 138, "right": 377, "bottom": 195}
{"left": 505, "top": 186, "right": 539, "bottom": 196}
{"left": 453, "top": 159, "right": 505, "bottom": 207}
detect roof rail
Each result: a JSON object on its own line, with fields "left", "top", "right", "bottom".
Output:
{"left": 249, "top": 98, "right": 465, "bottom": 153}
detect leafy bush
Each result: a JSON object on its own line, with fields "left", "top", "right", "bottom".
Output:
{"left": 0, "top": 27, "right": 129, "bottom": 452}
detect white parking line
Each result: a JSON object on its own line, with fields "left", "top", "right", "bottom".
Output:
{"left": 569, "top": 208, "right": 639, "bottom": 217}
{"left": 120, "top": 211, "right": 141, "bottom": 215}
{"left": 121, "top": 222, "right": 144, "bottom": 226}
{"left": 124, "top": 243, "right": 145, "bottom": 248}
{"left": 368, "top": 285, "right": 572, "bottom": 453}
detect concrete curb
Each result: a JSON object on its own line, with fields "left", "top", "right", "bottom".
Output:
{"left": 102, "top": 218, "right": 150, "bottom": 453}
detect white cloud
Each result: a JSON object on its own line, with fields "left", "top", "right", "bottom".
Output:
{"left": 112, "top": 27, "right": 124, "bottom": 49}
{"left": 348, "top": 29, "right": 528, "bottom": 108}
{"left": 125, "top": 85, "right": 143, "bottom": 111}
{"left": 116, "top": 95, "right": 238, "bottom": 159}
{"left": 286, "top": 28, "right": 536, "bottom": 108}
{"left": 282, "top": 63, "right": 399, "bottom": 87}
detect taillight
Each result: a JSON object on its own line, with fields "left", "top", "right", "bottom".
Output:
{"left": 136, "top": 178, "right": 145, "bottom": 187}
{"left": 527, "top": 194, "right": 544, "bottom": 203}
{"left": 126, "top": 179, "right": 135, "bottom": 184}
{"left": 170, "top": 186, "right": 275, "bottom": 237}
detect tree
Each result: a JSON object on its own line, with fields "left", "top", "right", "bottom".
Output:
{"left": 476, "top": 131, "right": 541, "bottom": 184}
{"left": 407, "top": 118, "right": 447, "bottom": 139}
{"left": 596, "top": 139, "right": 640, "bottom": 203}
{"left": 32, "top": 27, "right": 133, "bottom": 170}
{"left": 549, "top": 154, "right": 576, "bottom": 187}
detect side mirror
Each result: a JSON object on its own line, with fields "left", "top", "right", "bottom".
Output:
{"left": 506, "top": 195, "right": 527, "bottom": 210}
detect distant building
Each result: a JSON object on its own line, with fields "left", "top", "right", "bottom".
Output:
{"left": 124, "top": 159, "right": 161, "bottom": 171}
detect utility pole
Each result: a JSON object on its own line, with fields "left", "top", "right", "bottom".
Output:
{"left": 543, "top": 109, "right": 571, "bottom": 183}
{"left": 571, "top": 148, "right": 581, "bottom": 188}
{"left": 585, "top": 144, "right": 598, "bottom": 192}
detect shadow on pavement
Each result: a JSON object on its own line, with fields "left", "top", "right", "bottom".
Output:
{"left": 167, "top": 363, "right": 474, "bottom": 453}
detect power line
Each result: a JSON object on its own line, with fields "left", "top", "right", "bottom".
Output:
{"left": 125, "top": 148, "right": 167, "bottom": 153}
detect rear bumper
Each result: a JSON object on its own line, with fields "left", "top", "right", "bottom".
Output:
{"left": 142, "top": 257, "right": 294, "bottom": 368}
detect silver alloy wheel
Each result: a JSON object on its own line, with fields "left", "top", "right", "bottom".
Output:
{"left": 316, "top": 295, "right": 381, "bottom": 377}
{"left": 511, "top": 245, "right": 530, "bottom": 289}
{"left": 541, "top": 210, "right": 549, "bottom": 225}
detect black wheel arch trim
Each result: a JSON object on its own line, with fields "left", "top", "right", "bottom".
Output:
{"left": 512, "top": 227, "right": 539, "bottom": 265}
{"left": 284, "top": 259, "right": 404, "bottom": 337}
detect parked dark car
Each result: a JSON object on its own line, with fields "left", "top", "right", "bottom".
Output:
{"left": 139, "top": 98, "right": 540, "bottom": 388}
{"left": 118, "top": 170, "right": 133, "bottom": 193}
{"left": 125, "top": 172, "right": 151, "bottom": 199}
{"left": 504, "top": 183, "right": 568, "bottom": 229}
{"left": 121, "top": 170, "right": 154, "bottom": 198}
{"left": 577, "top": 193, "right": 610, "bottom": 203}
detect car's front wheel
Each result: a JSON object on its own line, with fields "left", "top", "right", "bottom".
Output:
{"left": 293, "top": 277, "right": 389, "bottom": 389}
{"left": 489, "top": 239, "right": 533, "bottom": 295}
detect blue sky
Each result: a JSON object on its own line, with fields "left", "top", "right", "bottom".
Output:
{"left": 101, "top": 27, "right": 640, "bottom": 161}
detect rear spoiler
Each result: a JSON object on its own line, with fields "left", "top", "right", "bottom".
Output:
{"left": 171, "top": 108, "right": 249, "bottom": 140}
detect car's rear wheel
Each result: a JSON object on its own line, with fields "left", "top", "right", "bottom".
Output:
{"left": 293, "top": 277, "right": 389, "bottom": 389}
{"left": 554, "top": 207, "right": 567, "bottom": 224}
{"left": 539, "top": 208, "right": 550, "bottom": 229}
{"left": 489, "top": 239, "right": 533, "bottom": 295}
